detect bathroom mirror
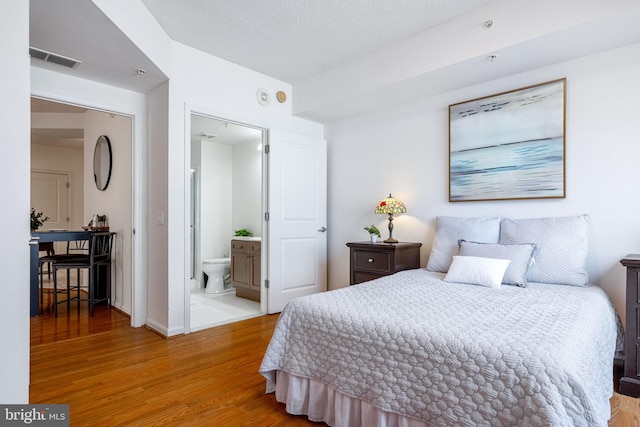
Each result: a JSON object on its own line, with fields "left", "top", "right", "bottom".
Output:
{"left": 93, "top": 135, "right": 112, "bottom": 191}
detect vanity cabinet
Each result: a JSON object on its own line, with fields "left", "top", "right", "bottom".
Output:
{"left": 231, "top": 239, "right": 261, "bottom": 302}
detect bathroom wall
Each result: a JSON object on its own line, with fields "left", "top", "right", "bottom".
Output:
{"left": 199, "top": 140, "right": 233, "bottom": 263}
{"left": 232, "top": 138, "right": 263, "bottom": 237}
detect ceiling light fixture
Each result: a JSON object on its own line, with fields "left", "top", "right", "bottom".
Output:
{"left": 484, "top": 20, "right": 494, "bottom": 29}
{"left": 135, "top": 69, "right": 146, "bottom": 75}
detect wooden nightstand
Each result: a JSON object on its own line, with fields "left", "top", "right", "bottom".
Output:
{"left": 346, "top": 241, "right": 422, "bottom": 285}
{"left": 620, "top": 254, "right": 640, "bottom": 397}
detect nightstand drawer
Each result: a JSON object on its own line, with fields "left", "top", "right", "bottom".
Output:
{"left": 346, "top": 241, "right": 422, "bottom": 285}
{"left": 354, "top": 250, "right": 390, "bottom": 272}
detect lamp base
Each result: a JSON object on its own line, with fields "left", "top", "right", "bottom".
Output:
{"left": 384, "top": 237, "right": 398, "bottom": 243}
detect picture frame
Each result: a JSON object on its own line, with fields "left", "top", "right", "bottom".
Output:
{"left": 449, "top": 78, "right": 566, "bottom": 202}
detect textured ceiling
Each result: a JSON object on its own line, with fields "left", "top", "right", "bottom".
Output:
{"left": 29, "top": 0, "right": 640, "bottom": 123}
{"left": 140, "top": 0, "right": 500, "bottom": 83}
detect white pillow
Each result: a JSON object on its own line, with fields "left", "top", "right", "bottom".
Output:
{"left": 499, "top": 215, "right": 589, "bottom": 286}
{"left": 458, "top": 241, "right": 536, "bottom": 287}
{"left": 426, "top": 216, "right": 501, "bottom": 273}
{"left": 444, "top": 256, "right": 511, "bottom": 289}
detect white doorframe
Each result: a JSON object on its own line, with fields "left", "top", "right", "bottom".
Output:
{"left": 30, "top": 92, "right": 144, "bottom": 327}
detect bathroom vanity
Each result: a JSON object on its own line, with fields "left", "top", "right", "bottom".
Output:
{"left": 230, "top": 238, "right": 261, "bottom": 302}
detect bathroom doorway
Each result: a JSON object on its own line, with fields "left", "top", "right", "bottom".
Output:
{"left": 189, "top": 113, "right": 264, "bottom": 331}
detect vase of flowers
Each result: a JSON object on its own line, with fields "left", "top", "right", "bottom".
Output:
{"left": 30, "top": 208, "right": 49, "bottom": 231}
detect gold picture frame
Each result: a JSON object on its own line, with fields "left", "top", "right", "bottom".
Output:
{"left": 449, "top": 78, "right": 566, "bottom": 202}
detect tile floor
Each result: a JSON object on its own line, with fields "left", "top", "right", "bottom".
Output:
{"left": 190, "top": 288, "right": 261, "bottom": 332}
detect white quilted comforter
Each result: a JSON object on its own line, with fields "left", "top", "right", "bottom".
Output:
{"left": 259, "top": 269, "right": 620, "bottom": 426}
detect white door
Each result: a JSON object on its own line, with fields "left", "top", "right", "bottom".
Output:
{"left": 267, "top": 130, "right": 327, "bottom": 313}
{"left": 30, "top": 171, "right": 69, "bottom": 231}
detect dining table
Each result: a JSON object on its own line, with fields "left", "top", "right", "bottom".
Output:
{"left": 30, "top": 230, "right": 92, "bottom": 316}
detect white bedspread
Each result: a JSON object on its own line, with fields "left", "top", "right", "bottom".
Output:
{"left": 259, "top": 269, "right": 620, "bottom": 426}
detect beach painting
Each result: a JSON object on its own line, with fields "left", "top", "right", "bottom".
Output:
{"left": 449, "top": 79, "right": 566, "bottom": 202}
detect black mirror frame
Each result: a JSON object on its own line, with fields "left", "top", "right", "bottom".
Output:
{"left": 93, "top": 135, "right": 112, "bottom": 191}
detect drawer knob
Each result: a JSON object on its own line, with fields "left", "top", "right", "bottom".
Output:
{"left": 368, "top": 258, "right": 374, "bottom": 263}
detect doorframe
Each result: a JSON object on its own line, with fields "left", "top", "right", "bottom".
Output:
{"left": 30, "top": 91, "right": 144, "bottom": 327}
{"left": 183, "top": 105, "right": 269, "bottom": 333}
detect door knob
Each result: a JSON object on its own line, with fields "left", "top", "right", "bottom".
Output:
{"left": 318, "top": 226, "right": 327, "bottom": 232}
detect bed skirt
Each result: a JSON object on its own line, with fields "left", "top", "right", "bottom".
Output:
{"left": 274, "top": 370, "right": 427, "bottom": 427}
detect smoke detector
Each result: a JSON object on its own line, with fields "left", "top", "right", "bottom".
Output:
{"left": 29, "top": 47, "right": 82, "bottom": 69}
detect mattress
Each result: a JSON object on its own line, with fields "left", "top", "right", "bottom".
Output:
{"left": 259, "top": 269, "right": 621, "bottom": 426}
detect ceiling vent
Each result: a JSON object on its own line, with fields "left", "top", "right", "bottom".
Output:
{"left": 29, "top": 47, "right": 81, "bottom": 69}
{"left": 198, "top": 132, "right": 217, "bottom": 139}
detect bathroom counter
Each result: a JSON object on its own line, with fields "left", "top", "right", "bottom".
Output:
{"left": 232, "top": 236, "right": 261, "bottom": 241}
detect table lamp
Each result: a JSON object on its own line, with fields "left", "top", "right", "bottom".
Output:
{"left": 375, "top": 193, "right": 406, "bottom": 243}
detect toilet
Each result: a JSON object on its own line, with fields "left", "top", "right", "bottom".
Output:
{"left": 202, "top": 258, "right": 231, "bottom": 294}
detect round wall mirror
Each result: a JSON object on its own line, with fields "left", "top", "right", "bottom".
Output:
{"left": 93, "top": 135, "right": 112, "bottom": 191}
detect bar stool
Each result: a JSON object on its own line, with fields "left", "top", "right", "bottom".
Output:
{"left": 53, "top": 232, "right": 115, "bottom": 316}
{"left": 39, "top": 240, "right": 89, "bottom": 307}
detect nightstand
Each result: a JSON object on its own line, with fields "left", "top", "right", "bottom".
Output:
{"left": 346, "top": 241, "right": 422, "bottom": 285}
{"left": 620, "top": 254, "right": 640, "bottom": 397}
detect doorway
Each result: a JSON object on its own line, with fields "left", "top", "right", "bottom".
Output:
{"left": 188, "top": 113, "right": 264, "bottom": 331}
{"left": 31, "top": 96, "right": 134, "bottom": 318}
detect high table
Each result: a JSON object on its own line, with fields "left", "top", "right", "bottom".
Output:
{"left": 30, "top": 230, "right": 91, "bottom": 316}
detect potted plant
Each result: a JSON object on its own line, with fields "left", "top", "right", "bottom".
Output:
{"left": 234, "top": 228, "right": 252, "bottom": 237}
{"left": 30, "top": 208, "right": 49, "bottom": 231}
{"left": 364, "top": 224, "right": 381, "bottom": 243}
{"left": 92, "top": 214, "right": 108, "bottom": 229}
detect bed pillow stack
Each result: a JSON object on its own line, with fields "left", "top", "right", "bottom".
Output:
{"left": 428, "top": 215, "right": 590, "bottom": 288}
{"left": 457, "top": 240, "right": 536, "bottom": 287}
{"left": 426, "top": 216, "right": 501, "bottom": 273}
{"left": 499, "top": 215, "right": 590, "bottom": 286}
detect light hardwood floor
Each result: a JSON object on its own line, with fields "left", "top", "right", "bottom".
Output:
{"left": 30, "top": 301, "right": 639, "bottom": 426}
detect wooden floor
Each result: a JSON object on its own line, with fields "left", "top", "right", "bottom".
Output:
{"left": 30, "top": 302, "right": 640, "bottom": 426}
{"left": 30, "top": 304, "right": 315, "bottom": 426}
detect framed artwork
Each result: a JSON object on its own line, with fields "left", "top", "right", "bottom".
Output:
{"left": 449, "top": 78, "right": 566, "bottom": 202}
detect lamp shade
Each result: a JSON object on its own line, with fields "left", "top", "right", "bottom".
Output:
{"left": 375, "top": 194, "right": 406, "bottom": 215}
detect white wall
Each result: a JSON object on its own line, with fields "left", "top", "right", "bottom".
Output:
{"left": 326, "top": 43, "right": 640, "bottom": 323}
{"left": 233, "top": 138, "right": 263, "bottom": 237}
{"left": 1, "top": 0, "right": 30, "bottom": 403}
{"left": 201, "top": 141, "right": 233, "bottom": 260}
{"left": 146, "top": 82, "right": 169, "bottom": 331}
{"left": 84, "top": 110, "right": 133, "bottom": 313}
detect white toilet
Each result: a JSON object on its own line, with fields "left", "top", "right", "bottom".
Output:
{"left": 202, "top": 258, "right": 231, "bottom": 294}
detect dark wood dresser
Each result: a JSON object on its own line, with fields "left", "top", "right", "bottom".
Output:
{"left": 621, "top": 254, "right": 640, "bottom": 396}
{"left": 346, "top": 241, "right": 422, "bottom": 285}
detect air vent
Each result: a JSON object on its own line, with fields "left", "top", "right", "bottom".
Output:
{"left": 29, "top": 47, "right": 81, "bottom": 69}
{"left": 198, "top": 132, "right": 218, "bottom": 139}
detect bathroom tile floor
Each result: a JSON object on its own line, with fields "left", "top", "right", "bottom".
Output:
{"left": 190, "top": 288, "right": 261, "bottom": 332}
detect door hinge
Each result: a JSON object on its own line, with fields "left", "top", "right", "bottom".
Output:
{"left": 66, "top": 182, "right": 70, "bottom": 188}
{"left": 264, "top": 212, "right": 270, "bottom": 221}
{"left": 265, "top": 279, "right": 269, "bottom": 289}
{"left": 264, "top": 144, "right": 270, "bottom": 154}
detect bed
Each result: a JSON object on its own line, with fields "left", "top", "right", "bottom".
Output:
{"left": 259, "top": 215, "right": 622, "bottom": 426}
